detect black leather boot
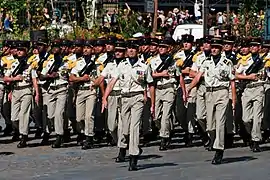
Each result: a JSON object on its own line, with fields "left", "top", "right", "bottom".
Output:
{"left": 63, "top": 129, "right": 71, "bottom": 143}
{"left": 40, "top": 132, "right": 50, "bottom": 146}
{"left": 252, "top": 141, "right": 262, "bottom": 152}
{"left": 211, "top": 150, "right": 224, "bottom": 165}
{"left": 128, "top": 155, "right": 138, "bottom": 171}
{"left": 225, "top": 134, "right": 234, "bottom": 149}
{"left": 3, "top": 124, "right": 13, "bottom": 136}
{"left": 17, "top": 135, "right": 27, "bottom": 148}
{"left": 159, "top": 138, "right": 168, "bottom": 151}
{"left": 52, "top": 135, "right": 64, "bottom": 148}
{"left": 12, "top": 121, "right": 20, "bottom": 141}
{"left": 82, "top": 136, "right": 94, "bottom": 150}
{"left": 206, "top": 131, "right": 216, "bottom": 151}
{"left": 76, "top": 133, "right": 85, "bottom": 146}
{"left": 115, "top": 148, "right": 126, "bottom": 163}
{"left": 34, "top": 127, "right": 43, "bottom": 139}
{"left": 184, "top": 133, "right": 193, "bottom": 147}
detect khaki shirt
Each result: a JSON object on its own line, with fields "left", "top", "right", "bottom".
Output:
{"left": 112, "top": 58, "right": 153, "bottom": 94}
{"left": 101, "top": 59, "right": 121, "bottom": 91}
{"left": 5, "top": 58, "right": 38, "bottom": 87}
{"left": 200, "top": 55, "right": 235, "bottom": 88}
{"left": 149, "top": 54, "right": 181, "bottom": 86}
{"left": 191, "top": 51, "right": 207, "bottom": 72}
{"left": 173, "top": 50, "right": 193, "bottom": 81}
{"left": 236, "top": 55, "right": 265, "bottom": 83}
{"left": 70, "top": 57, "right": 96, "bottom": 88}
{"left": 95, "top": 53, "right": 108, "bottom": 76}
{"left": 41, "top": 54, "right": 69, "bottom": 87}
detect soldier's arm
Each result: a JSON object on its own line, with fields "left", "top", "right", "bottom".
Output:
{"left": 69, "top": 74, "right": 88, "bottom": 83}
{"left": 148, "top": 83, "right": 155, "bottom": 117}
{"left": 189, "top": 69, "right": 197, "bottom": 78}
{"left": 235, "top": 72, "right": 257, "bottom": 80}
{"left": 99, "top": 81, "right": 105, "bottom": 96}
{"left": 230, "top": 80, "right": 236, "bottom": 110}
{"left": 181, "top": 67, "right": 191, "bottom": 75}
{"left": 3, "top": 75, "right": 22, "bottom": 82}
{"left": 103, "top": 78, "right": 117, "bottom": 101}
{"left": 152, "top": 70, "right": 169, "bottom": 78}
{"left": 93, "top": 76, "right": 105, "bottom": 87}
{"left": 186, "top": 71, "right": 203, "bottom": 93}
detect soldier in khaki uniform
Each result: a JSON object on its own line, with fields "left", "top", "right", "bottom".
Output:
{"left": 190, "top": 35, "right": 212, "bottom": 148}
{"left": 102, "top": 39, "right": 155, "bottom": 171}
{"left": 40, "top": 40, "right": 70, "bottom": 148}
{"left": 187, "top": 38, "right": 236, "bottom": 165}
{"left": 174, "top": 34, "right": 196, "bottom": 146}
{"left": 4, "top": 41, "right": 39, "bottom": 148}
{"left": 236, "top": 38, "right": 265, "bottom": 152}
{"left": 149, "top": 38, "right": 186, "bottom": 151}
{"left": 94, "top": 40, "right": 126, "bottom": 160}
{"left": 69, "top": 39, "right": 98, "bottom": 149}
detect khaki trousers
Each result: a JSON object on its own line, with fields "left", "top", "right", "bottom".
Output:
{"left": 107, "top": 93, "right": 124, "bottom": 147}
{"left": 206, "top": 89, "right": 229, "bottom": 150}
{"left": 76, "top": 89, "right": 96, "bottom": 136}
{"left": 154, "top": 86, "right": 174, "bottom": 138}
{"left": 121, "top": 93, "right": 144, "bottom": 156}
{"left": 186, "top": 83, "right": 197, "bottom": 134}
{"left": 47, "top": 87, "right": 67, "bottom": 135}
{"left": 242, "top": 85, "right": 264, "bottom": 141}
{"left": 11, "top": 87, "right": 32, "bottom": 135}
{"left": 196, "top": 83, "right": 207, "bottom": 130}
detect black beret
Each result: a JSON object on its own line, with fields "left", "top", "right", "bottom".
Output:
{"left": 73, "top": 39, "right": 85, "bottom": 47}
{"left": 182, "top": 34, "right": 194, "bottom": 43}
{"left": 126, "top": 38, "right": 139, "bottom": 48}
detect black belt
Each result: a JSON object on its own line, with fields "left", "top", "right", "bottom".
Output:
{"left": 49, "top": 84, "right": 67, "bottom": 90}
{"left": 121, "top": 91, "right": 143, "bottom": 98}
{"left": 206, "top": 86, "right": 227, "bottom": 92}
{"left": 246, "top": 83, "right": 264, "bottom": 88}
{"left": 110, "top": 90, "right": 121, "bottom": 96}
{"left": 184, "top": 79, "right": 192, "bottom": 84}
{"left": 13, "top": 85, "right": 32, "bottom": 90}
{"left": 156, "top": 83, "right": 174, "bottom": 90}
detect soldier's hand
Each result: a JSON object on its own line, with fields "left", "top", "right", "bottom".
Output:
{"left": 161, "top": 70, "right": 169, "bottom": 77}
{"left": 248, "top": 73, "right": 258, "bottom": 81}
{"left": 8, "top": 92, "right": 12, "bottom": 102}
{"left": 35, "top": 93, "right": 39, "bottom": 104}
{"left": 101, "top": 98, "right": 108, "bottom": 113}
{"left": 14, "top": 75, "right": 23, "bottom": 81}
{"left": 82, "top": 74, "right": 90, "bottom": 82}
{"left": 150, "top": 105, "right": 155, "bottom": 119}
{"left": 51, "top": 72, "right": 59, "bottom": 78}
{"left": 143, "top": 95, "right": 148, "bottom": 104}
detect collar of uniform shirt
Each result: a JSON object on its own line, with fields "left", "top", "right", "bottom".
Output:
{"left": 212, "top": 54, "right": 221, "bottom": 65}
{"left": 204, "top": 50, "right": 211, "bottom": 57}
{"left": 129, "top": 57, "right": 138, "bottom": 66}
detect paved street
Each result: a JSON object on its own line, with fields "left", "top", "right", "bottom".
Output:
{"left": 0, "top": 126, "right": 270, "bottom": 180}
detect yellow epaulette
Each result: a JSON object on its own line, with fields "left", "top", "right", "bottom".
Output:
{"left": 176, "top": 58, "right": 184, "bottom": 67}
{"left": 31, "top": 61, "right": 38, "bottom": 69}
{"left": 2, "top": 56, "right": 16, "bottom": 69}
{"left": 63, "top": 56, "right": 68, "bottom": 61}
{"left": 146, "top": 55, "right": 157, "bottom": 65}
{"left": 99, "top": 64, "right": 104, "bottom": 72}
{"left": 192, "top": 51, "right": 202, "bottom": 62}
{"left": 67, "top": 60, "right": 76, "bottom": 70}
{"left": 238, "top": 53, "right": 251, "bottom": 66}
{"left": 27, "top": 54, "right": 36, "bottom": 64}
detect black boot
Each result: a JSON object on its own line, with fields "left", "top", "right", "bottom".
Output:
{"left": 202, "top": 132, "right": 211, "bottom": 147}
{"left": 206, "top": 131, "right": 216, "bottom": 151}
{"left": 252, "top": 141, "right": 262, "bottom": 152}
{"left": 211, "top": 150, "right": 224, "bottom": 165}
{"left": 52, "top": 135, "right": 64, "bottom": 148}
{"left": 12, "top": 129, "right": 20, "bottom": 142}
{"left": 184, "top": 133, "right": 193, "bottom": 147}
{"left": 34, "top": 127, "right": 43, "bottom": 139}
{"left": 159, "top": 138, "right": 168, "bottom": 151}
{"left": 17, "top": 135, "right": 27, "bottom": 148}
{"left": 128, "top": 155, "right": 138, "bottom": 171}
{"left": 225, "top": 134, "right": 234, "bottom": 149}
{"left": 40, "top": 132, "right": 50, "bottom": 146}
{"left": 76, "top": 133, "right": 85, "bottom": 146}
{"left": 82, "top": 136, "right": 94, "bottom": 150}
{"left": 115, "top": 148, "right": 126, "bottom": 163}
{"left": 3, "top": 124, "right": 13, "bottom": 136}
{"left": 63, "top": 129, "right": 71, "bottom": 143}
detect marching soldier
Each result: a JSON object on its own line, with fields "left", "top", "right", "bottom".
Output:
{"left": 102, "top": 38, "right": 155, "bottom": 171}
{"left": 149, "top": 38, "right": 187, "bottom": 151}
{"left": 236, "top": 38, "right": 264, "bottom": 152}
{"left": 174, "top": 34, "right": 196, "bottom": 146}
{"left": 4, "top": 40, "right": 39, "bottom": 148}
{"left": 95, "top": 39, "right": 126, "bottom": 159}
{"left": 40, "top": 40, "right": 70, "bottom": 148}
{"left": 69, "top": 39, "right": 98, "bottom": 149}
{"left": 187, "top": 38, "right": 236, "bottom": 164}
{"left": 190, "top": 35, "right": 212, "bottom": 148}
{"left": 1, "top": 40, "right": 15, "bottom": 136}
